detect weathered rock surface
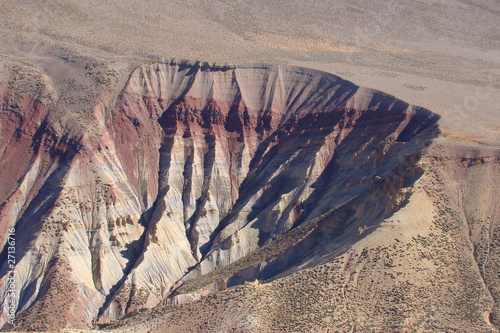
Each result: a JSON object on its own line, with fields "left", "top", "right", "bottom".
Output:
{"left": 1, "top": 60, "right": 498, "bottom": 332}
{"left": 105, "top": 139, "right": 500, "bottom": 333}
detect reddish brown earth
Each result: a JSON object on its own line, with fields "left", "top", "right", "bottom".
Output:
{"left": 0, "top": 0, "right": 498, "bottom": 331}
{"left": 0, "top": 58, "right": 498, "bottom": 333}
{"left": 0, "top": 60, "right": 467, "bottom": 331}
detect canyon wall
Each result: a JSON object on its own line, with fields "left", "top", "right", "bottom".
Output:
{"left": 2, "top": 60, "right": 496, "bottom": 332}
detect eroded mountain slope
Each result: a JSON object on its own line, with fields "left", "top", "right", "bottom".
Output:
{"left": 105, "top": 140, "right": 500, "bottom": 333}
{"left": 2, "top": 62, "right": 437, "bottom": 329}
{"left": 3, "top": 60, "right": 496, "bottom": 332}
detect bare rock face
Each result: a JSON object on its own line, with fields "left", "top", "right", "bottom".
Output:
{"left": 0, "top": 60, "right": 445, "bottom": 330}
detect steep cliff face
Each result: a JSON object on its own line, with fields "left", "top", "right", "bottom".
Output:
{"left": 106, "top": 143, "right": 500, "bottom": 333}
{"left": 0, "top": 61, "right": 441, "bottom": 330}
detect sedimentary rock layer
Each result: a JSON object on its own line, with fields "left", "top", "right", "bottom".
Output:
{"left": 0, "top": 61, "right": 440, "bottom": 330}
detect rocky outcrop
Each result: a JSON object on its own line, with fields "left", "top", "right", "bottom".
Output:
{"left": 0, "top": 60, "right": 440, "bottom": 330}
{"left": 106, "top": 140, "right": 500, "bottom": 333}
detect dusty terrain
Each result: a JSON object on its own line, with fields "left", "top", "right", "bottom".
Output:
{"left": 0, "top": 0, "right": 499, "bottom": 332}
{"left": 1, "top": 0, "right": 498, "bottom": 140}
